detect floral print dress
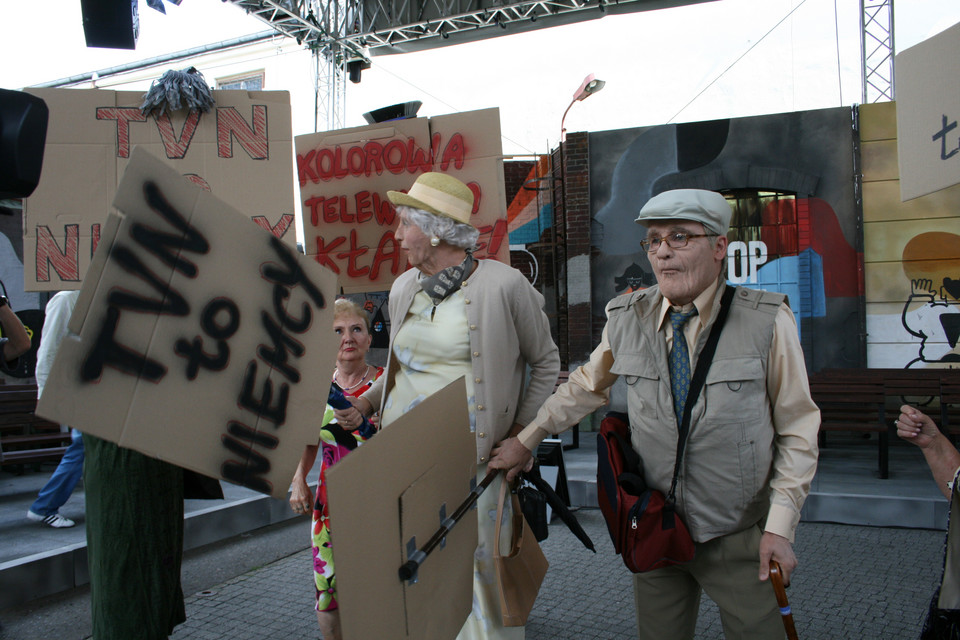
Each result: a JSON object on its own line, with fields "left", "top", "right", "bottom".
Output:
{"left": 312, "top": 366, "right": 383, "bottom": 612}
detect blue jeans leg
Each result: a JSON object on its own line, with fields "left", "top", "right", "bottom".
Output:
{"left": 29, "top": 428, "right": 84, "bottom": 517}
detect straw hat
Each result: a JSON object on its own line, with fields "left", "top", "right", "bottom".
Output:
{"left": 387, "top": 172, "right": 475, "bottom": 227}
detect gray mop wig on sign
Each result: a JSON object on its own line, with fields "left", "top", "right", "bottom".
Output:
{"left": 397, "top": 206, "right": 479, "bottom": 251}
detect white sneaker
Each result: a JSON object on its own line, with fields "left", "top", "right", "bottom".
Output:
{"left": 26, "top": 510, "right": 76, "bottom": 528}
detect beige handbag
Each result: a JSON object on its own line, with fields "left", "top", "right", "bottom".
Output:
{"left": 494, "top": 474, "right": 549, "bottom": 627}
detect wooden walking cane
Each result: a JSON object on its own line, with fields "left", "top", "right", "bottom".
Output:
{"left": 769, "top": 560, "right": 799, "bottom": 640}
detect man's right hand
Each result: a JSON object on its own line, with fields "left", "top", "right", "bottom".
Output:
{"left": 488, "top": 437, "right": 534, "bottom": 482}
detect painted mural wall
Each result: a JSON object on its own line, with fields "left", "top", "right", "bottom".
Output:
{"left": 861, "top": 101, "right": 960, "bottom": 370}
{"left": 587, "top": 107, "right": 863, "bottom": 373}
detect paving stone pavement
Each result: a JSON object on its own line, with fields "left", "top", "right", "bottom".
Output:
{"left": 161, "top": 509, "right": 944, "bottom": 640}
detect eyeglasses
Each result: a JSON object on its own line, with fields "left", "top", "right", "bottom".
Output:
{"left": 640, "top": 232, "right": 718, "bottom": 253}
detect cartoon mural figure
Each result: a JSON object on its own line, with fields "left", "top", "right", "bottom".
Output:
{"left": 613, "top": 262, "right": 651, "bottom": 293}
{"left": 902, "top": 278, "right": 960, "bottom": 367}
{"left": 900, "top": 231, "right": 960, "bottom": 368}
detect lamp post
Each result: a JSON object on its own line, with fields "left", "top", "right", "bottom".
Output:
{"left": 560, "top": 73, "right": 605, "bottom": 142}
{"left": 556, "top": 73, "right": 605, "bottom": 450}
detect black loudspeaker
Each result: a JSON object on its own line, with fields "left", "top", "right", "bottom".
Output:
{"left": 80, "top": 0, "right": 139, "bottom": 50}
{"left": 362, "top": 101, "right": 423, "bottom": 124}
{"left": 0, "top": 89, "right": 49, "bottom": 200}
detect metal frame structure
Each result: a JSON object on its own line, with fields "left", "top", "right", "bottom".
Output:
{"left": 224, "top": 0, "right": 708, "bottom": 130}
{"left": 860, "top": 0, "right": 894, "bottom": 103}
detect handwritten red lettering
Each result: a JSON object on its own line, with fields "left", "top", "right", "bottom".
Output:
{"left": 92, "top": 223, "right": 101, "bottom": 257}
{"left": 383, "top": 139, "right": 406, "bottom": 173}
{"left": 251, "top": 214, "right": 295, "bottom": 239}
{"left": 370, "top": 232, "right": 403, "bottom": 280}
{"left": 217, "top": 105, "right": 268, "bottom": 160}
{"left": 440, "top": 133, "right": 466, "bottom": 171}
{"left": 314, "top": 235, "right": 345, "bottom": 273}
{"left": 338, "top": 230, "right": 370, "bottom": 278}
{"left": 372, "top": 192, "right": 395, "bottom": 226}
{"left": 155, "top": 111, "right": 201, "bottom": 159}
{"left": 355, "top": 191, "right": 373, "bottom": 223}
{"left": 467, "top": 182, "right": 482, "bottom": 214}
{"left": 298, "top": 149, "right": 317, "bottom": 187}
{"left": 363, "top": 141, "right": 383, "bottom": 175}
{"left": 296, "top": 133, "right": 470, "bottom": 185}
{"left": 96, "top": 107, "right": 148, "bottom": 158}
{"left": 476, "top": 218, "right": 508, "bottom": 258}
{"left": 35, "top": 224, "right": 80, "bottom": 283}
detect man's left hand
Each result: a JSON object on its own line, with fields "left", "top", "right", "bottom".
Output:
{"left": 488, "top": 437, "right": 534, "bottom": 482}
{"left": 758, "top": 531, "right": 797, "bottom": 585}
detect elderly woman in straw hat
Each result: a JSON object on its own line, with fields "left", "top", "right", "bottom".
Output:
{"left": 346, "top": 171, "right": 560, "bottom": 639}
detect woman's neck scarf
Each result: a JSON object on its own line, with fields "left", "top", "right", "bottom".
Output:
{"left": 419, "top": 252, "right": 474, "bottom": 318}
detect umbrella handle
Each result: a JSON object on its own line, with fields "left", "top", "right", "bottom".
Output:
{"left": 769, "top": 560, "right": 799, "bottom": 640}
{"left": 398, "top": 469, "right": 499, "bottom": 582}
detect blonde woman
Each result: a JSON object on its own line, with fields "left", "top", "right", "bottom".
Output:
{"left": 289, "top": 298, "right": 383, "bottom": 640}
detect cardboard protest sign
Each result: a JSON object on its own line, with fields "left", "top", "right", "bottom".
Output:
{"left": 23, "top": 88, "right": 296, "bottom": 291}
{"left": 36, "top": 146, "right": 338, "bottom": 499}
{"left": 896, "top": 20, "right": 960, "bottom": 201}
{"left": 325, "top": 377, "right": 476, "bottom": 639}
{"left": 296, "top": 108, "right": 508, "bottom": 292}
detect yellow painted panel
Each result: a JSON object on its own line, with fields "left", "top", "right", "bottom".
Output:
{"left": 864, "top": 218, "right": 960, "bottom": 263}
{"left": 863, "top": 180, "right": 960, "bottom": 223}
{"left": 859, "top": 102, "right": 897, "bottom": 142}
{"left": 861, "top": 139, "right": 900, "bottom": 182}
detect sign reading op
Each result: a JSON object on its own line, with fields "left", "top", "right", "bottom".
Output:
{"left": 37, "top": 147, "right": 338, "bottom": 498}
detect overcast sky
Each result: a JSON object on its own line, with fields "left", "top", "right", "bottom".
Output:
{"left": 2, "top": 0, "right": 959, "bottom": 155}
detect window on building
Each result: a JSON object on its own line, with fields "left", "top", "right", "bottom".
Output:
{"left": 216, "top": 71, "right": 265, "bottom": 91}
{"left": 723, "top": 189, "right": 797, "bottom": 257}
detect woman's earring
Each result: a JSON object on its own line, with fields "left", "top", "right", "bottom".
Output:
{"left": 430, "top": 236, "right": 440, "bottom": 247}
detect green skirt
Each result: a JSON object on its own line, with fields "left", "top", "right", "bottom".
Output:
{"left": 83, "top": 434, "right": 186, "bottom": 640}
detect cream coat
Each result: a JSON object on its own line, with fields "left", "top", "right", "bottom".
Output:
{"left": 363, "top": 259, "right": 560, "bottom": 463}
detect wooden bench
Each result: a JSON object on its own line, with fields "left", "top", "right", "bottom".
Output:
{"left": 808, "top": 373, "right": 890, "bottom": 478}
{"left": 808, "top": 368, "right": 960, "bottom": 478}
{"left": 0, "top": 383, "right": 70, "bottom": 469}
{"left": 940, "top": 378, "right": 960, "bottom": 441}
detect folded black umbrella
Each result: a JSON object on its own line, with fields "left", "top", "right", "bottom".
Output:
{"left": 520, "top": 466, "right": 596, "bottom": 553}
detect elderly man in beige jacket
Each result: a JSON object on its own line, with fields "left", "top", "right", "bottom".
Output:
{"left": 491, "top": 188, "right": 820, "bottom": 640}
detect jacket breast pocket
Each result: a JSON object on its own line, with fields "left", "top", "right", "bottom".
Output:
{"left": 610, "top": 353, "right": 659, "bottom": 418}
{"left": 704, "top": 357, "right": 764, "bottom": 420}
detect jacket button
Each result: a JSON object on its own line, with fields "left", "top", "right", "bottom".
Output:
{"left": 477, "top": 405, "right": 484, "bottom": 411}
{"left": 475, "top": 377, "right": 481, "bottom": 383}
{"left": 473, "top": 351, "right": 480, "bottom": 357}
{"left": 478, "top": 432, "right": 486, "bottom": 438}
{"left": 470, "top": 324, "right": 477, "bottom": 330}
{"left": 465, "top": 299, "right": 471, "bottom": 304}
{"left": 479, "top": 456, "right": 487, "bottom": 463}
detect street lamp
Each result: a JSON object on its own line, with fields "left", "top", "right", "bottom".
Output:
{"left": 560, "top": 73, "right": 605, "bottom": 142}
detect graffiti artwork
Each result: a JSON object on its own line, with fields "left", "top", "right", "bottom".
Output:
{"left": 588, "top": 108, "right": 861, "bottom": 371}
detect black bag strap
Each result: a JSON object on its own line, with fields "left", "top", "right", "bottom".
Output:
{"left": 665, "top": 285, "right": 736, "bottom": 509}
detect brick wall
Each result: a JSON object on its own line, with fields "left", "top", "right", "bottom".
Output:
{"left": 549, "top": 133, "right": 593, "bottom": 368}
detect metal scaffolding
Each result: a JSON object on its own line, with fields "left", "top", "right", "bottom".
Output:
{"left": 224, "top": 0, "right": 708, "bottom": 130}
{"left": 860, "top": 0, "right": 894, "bottom": 103}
